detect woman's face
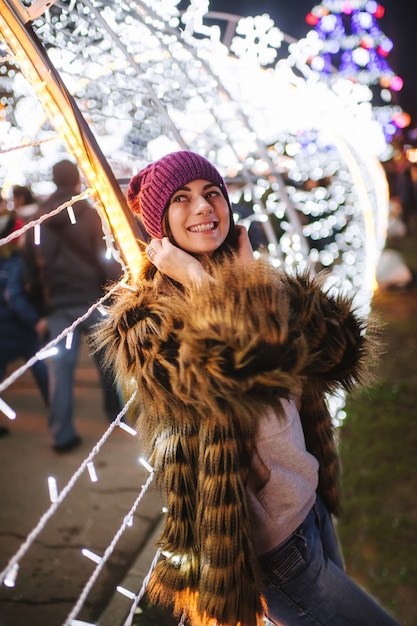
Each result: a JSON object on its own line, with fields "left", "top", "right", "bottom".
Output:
{"left": 166, "top": 179, "right": 230, "bottom": 255}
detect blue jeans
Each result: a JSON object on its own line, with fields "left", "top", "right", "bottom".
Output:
{"left": 258, "top": 497, "right": 400, "bottom": 625}
{"left": 0, "top": 332, "right": 49, "bottom": 406}
{"left": 48, "top": 306, "right": 121, "bottom": 446}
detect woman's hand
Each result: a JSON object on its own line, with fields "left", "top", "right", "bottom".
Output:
{"left": 145, "top": 237, "right": 209, "bottom": 287}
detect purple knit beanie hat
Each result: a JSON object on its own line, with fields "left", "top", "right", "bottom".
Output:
{"left": 126, "top": 151, "right": 230, "bottom": 239}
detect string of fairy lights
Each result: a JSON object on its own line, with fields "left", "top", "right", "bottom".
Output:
{"left": 0, "top": 0, "right": 402, "bottom": 623}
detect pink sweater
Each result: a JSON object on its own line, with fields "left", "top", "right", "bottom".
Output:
{"left": 246, "top": 398, "right": 319, "bottom": 555}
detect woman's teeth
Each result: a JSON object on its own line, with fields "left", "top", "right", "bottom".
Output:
{"left": 189, "top": 222, "right": 216, "bottom": 233}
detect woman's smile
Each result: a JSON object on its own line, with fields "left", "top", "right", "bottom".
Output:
{"left": 167, "top": 179, "right": 230, "bottom": 255}
{"left": 188, "top": 220, "right": 219, "bottom": 233}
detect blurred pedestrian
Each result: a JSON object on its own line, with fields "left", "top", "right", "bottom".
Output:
{"left": 12, "top": 184, "right": 45, "bottom": 314}
{"left": 12, "top": 185, "right": 39, "bottom": 221}
{"left": 398, "top": 160, "right": 417, "bottom": 235}
{"left": 0, "top": 192, "right": 49, "bottom": 436}
{"left": 26, "top": 160, "right": 122, "bottom": 452}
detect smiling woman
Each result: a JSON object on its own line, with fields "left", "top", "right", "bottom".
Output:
{"left": 164, "top": 180, "right": 230, "bottom": 255}
{"left": 125, "top": 151, "right": 243, "bottom": 283}
{"left": 93, "top": 149, "right": 400, "bottom": 626}
{"left": 126, "top": 151, "right": 232, "bottom": 240}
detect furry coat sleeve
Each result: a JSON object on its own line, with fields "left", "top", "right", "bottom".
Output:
{"left": 95, "top": 256, "right": 376, "bottom": 626}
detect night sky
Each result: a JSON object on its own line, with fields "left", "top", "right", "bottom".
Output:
{"left": 208, "top": 0, "right": 417, "bottom": 128}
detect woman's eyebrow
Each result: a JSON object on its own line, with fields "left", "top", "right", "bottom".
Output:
{"left": 174, "top": 182, "right": 219, "bottom": 192}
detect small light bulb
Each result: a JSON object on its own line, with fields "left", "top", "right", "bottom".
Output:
{"left": 67, "top": 205, "right": 77, "bottom": 224}
{"left": 139, "top": 457, "right": 153, "bottom": 473}
{"left": 3, "top": 563, "right": 19, "bottom": 588}
{"left": 96, "top": 305, "right": 108, "bottom": 316}
{"left": 34, "top": 224, "right": 41, "bottom": 245}
{"left": 118, "top": 422, "right": 137, "bottom": 436}
{"left": 82, "top": 548, "right": 102, "bottom": 564}
{"left": 0, "top": 398, "right": 16, "bottom": 421}
{"left": 65, "top": 332, "right": 73, "bottom": 350}
{"left": 116, "top": 585, "right": 136, "bottom": 600}
{"left": 38, "top": 346, "right": 59, "bottom": 360}
{"left": 47, "top": 476, "right": 59, "bottom": 503}
{"left": 86, "top": 461, "right": 98, "bottom": 483}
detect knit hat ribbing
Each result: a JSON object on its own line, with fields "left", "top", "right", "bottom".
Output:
{"left": 126, "top": 151, "right": 229, "bottom": 239}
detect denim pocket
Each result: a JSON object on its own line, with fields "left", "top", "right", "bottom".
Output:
{"left": 260, "top": 531, "right": 307, "bottom": 587}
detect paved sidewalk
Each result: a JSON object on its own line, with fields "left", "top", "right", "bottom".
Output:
{"left": 0, "top": 339, "right": 163, "bottom": 626}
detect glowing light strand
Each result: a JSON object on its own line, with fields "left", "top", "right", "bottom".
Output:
{"left": 0, "top": 134, "right": 59, "bottom": 155}
{"left": 0, "top": 281, "right": 123, "bottom": 396}
{"left": 63, "top": 467, "right": 155, "bottom": 626}
{"left": 0, "top": 390, "right": 137, "bottom": 587}
{"left": 122, "top": 548, "right": 162, "bottom": 626}
{"left": 0, "top": 190, "right": 94, "bottom": 248}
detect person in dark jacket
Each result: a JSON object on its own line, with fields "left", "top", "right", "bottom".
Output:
{"left": 0, "top": 195, "right": 49, "bottom": 436}
{"left": 26, "top": 160, "right": 122, "bottom": 452}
